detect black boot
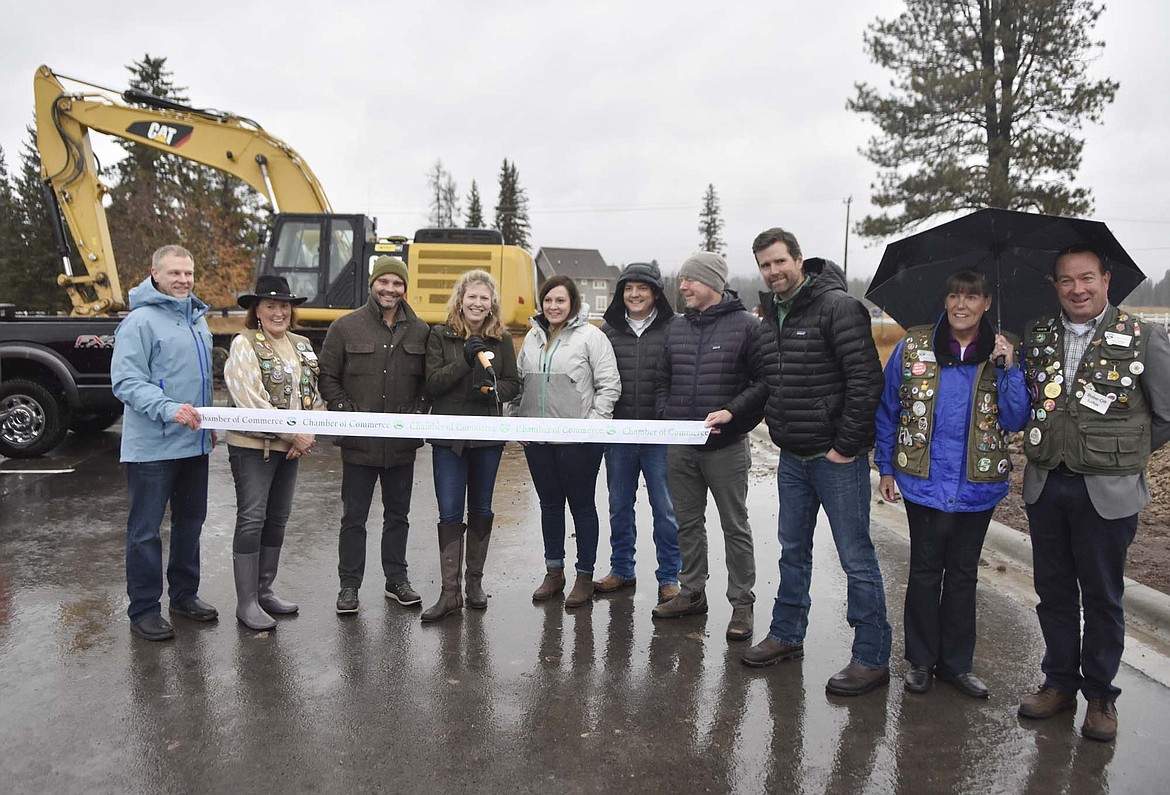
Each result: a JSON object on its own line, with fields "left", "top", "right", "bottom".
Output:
{"left": 465, "top": 514, "right": 493, "bottom": 609}
{"left": 421, "top": 522, "right": 465, "bottom": 623}
{"left": 258, "top": 545, "right": 298, "bottom": 615}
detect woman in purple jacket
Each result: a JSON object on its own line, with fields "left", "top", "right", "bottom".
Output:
{"left": 874, "top": 269, "right": 1029, "bottom": 698}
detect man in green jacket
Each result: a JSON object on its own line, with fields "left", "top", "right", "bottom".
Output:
{"left": 1017, "top": 245, "right": 1170, "bottom": 742}
{"left": 319, "top": 257, "right": 431, "bottom": 614}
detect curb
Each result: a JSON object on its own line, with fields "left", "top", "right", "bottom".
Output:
{"left": 748, "top": 424, "right": 1170, "bottom": 646}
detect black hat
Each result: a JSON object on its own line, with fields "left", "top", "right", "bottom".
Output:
{"left": 237, "top": 275, "right": 308, "bottom": 309}
{"left": 616, "top": 261, "right": 665, "bottom": 293}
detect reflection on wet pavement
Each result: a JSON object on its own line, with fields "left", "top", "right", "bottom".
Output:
{"left": 0, "top": 429, "right": 1166, "bottom": 792}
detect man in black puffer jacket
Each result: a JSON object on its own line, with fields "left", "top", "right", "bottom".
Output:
{"left": 651, "top": 252, "right": 768, "bottom": 643}
{"left": 596, "top": 262, "right": 682, "bottom": 606}
{"left": 741, "top": 227, "right": 891, "bottom": 698}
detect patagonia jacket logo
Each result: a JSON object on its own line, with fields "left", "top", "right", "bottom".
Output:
{"left": 711, "top": 344, "right": 722, "bottom": 350}
{"left": 794, "top": 330, "right": 808, "bottom": 337}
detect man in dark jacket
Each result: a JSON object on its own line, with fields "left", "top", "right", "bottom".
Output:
{"left": 597, "top": 262, "right": 681, "bottom": 605}
{"left": 740, "top": 227, "right": 891, "bottom": 697}
{"left": 319, "top": 256, "right": 430, "bottom": 615}
{"left": 651, "top": 252, "right": 768, "bottom": 642}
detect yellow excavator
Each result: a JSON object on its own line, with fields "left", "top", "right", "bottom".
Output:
{"left": 33, "top": 64, "right": 535, "bottom": 331}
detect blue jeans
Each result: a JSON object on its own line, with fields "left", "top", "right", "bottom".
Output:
{"left": 604, "top": 444, "right": 680, "bottom": 584}
{"left": 769, "top": 451, "right": 891, "bottom": 669}
{"left": 431, "top": 444, "right": 504, "bottom": 524}
{"left": 228, "top": 445, "right": 300, "bottom": 554}
{"left": 523, "top": 442, "right": 605, "bottom": 574}
{"left": 125, "top": 455, "right": 209, "bottom": 621}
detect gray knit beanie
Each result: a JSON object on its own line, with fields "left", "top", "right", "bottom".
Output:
{"left": 679, "top": 251, "right": 728, "bottom": 293}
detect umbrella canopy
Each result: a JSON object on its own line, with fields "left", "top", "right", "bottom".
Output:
{"left": 866, "top": 208, "right": 1146, "bottom": 336}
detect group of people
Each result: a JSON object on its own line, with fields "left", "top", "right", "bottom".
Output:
{"left": 111, "top": 229, "right": 1170, "bottom": 745}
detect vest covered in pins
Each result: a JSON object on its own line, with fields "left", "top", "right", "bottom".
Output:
{"left": 250, "top": 330, "right": 320, "bottom": 410}
{"left": 1023, "top": 306, "right": 1152, "bottom": 475}
{"left": 893, "top": 325, "right": 1014, "bottom": 483}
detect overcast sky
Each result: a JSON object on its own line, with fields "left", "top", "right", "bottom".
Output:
{"left": 3, "top": 1, "right": 1167, "bottom": 284}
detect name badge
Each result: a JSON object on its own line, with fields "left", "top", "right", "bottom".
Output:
{"left": 1079, "top": 389, "right": 1111, "bottom": 415}
{"left": 917, "top": 349, "right": 937, "bottom": 363}
{"left": 1103, "top": 332, "right": 1133, "bottom": 347}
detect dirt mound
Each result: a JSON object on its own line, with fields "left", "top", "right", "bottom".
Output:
{"left": 993, "top": 445, "right": 1170, "bottom": 595}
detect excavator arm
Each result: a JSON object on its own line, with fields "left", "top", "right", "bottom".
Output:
{"left": 33, "top": 65, "right": 331, "bottom": 315}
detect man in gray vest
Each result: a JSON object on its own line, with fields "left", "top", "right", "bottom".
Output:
{"left": 1017, "top": 245, "right": 1170, "bottom": 742}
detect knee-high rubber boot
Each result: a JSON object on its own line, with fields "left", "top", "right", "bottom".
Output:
{"left": 465, "top": 514, "right": 493, "bottom": 609}
{"left": 258, "top": 545, "right": 298, "bottom": 615}
{"left": 421, "top": 522, "right": 464, "bottom": 623}
{"left": 234, "top": 553, "right": 276, "bottom": 631}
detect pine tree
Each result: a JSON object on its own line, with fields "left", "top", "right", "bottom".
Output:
{"left": 494, "top": 159, "right": 531, "bottom": 249}
{"left": 175, "top": 168, "right": 264, "bottom": 307}
{"left": 13, "top": 129, "right": 70, "bottom": 313}
{"left": 104, "top": 55, "right": 263, "bottom": 306}
{"left": 105, "top": 55, "right": 189, "bottom": 291}
{"left": 698, "top": 183, "right": 725, "bottom": 255}
{"left": 464, "top": 180, "right": 484, "bottom": 228}
{"left": 850, "top": 0, "right": 1118, "bottom": 237}
{"left": 0, "top": 146, "right": 23, "bottom": 304}
{"left": 113, "top": 55, "right": 188, "bottom": 181}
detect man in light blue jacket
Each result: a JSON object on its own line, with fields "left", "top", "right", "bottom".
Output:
{"left": 111, "top": 245, "right": 218, "bottom": 641}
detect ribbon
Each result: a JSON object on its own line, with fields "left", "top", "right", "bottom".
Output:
{"left": 199, "top": 407, "right": 711, "bottom": 445}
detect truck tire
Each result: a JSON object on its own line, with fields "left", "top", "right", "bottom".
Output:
{"left": 70, "top": 407, "right": 123, "bottom": 435}
{"left": 0, "top": 379, "right": 71, "bottom": 458}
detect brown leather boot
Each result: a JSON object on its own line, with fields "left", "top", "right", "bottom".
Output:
{"left": 825, "top": 662, "right": 890, "bottom": 696}
{"left": 564, "top": 574, "right": 595, "bottom": 609}
{"left": 532, "top": 566, "right": 566, "bottom": 602}
{"left": 465, "top": 514, "right": 493, "bottom": 609}
{"left": 1081, "top": 698, "right": 1118, "bottom": 742}
{"left": 1018, "top": 686, "right": 1077, "bottom": 719}
{"left": 421, "top": 522, "right": 464, "bottom": 623}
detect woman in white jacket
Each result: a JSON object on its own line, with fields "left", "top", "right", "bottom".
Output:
{"left": 516, "top": 275, "right": 620, "bottom": 609}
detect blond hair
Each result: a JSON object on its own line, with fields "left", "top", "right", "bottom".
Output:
{"left": 446, "top": 270, "right": 504, "bottom": 339}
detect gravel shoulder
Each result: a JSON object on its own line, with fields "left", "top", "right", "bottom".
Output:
{"left": 992, "top": 445, "right": 1170, "bottom": 595}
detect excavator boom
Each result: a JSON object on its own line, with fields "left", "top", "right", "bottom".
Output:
{"left": 34, "top": 65, "right": 331, "bottom": 315}
{"left": 31, "top": 65, "right": 535, "bottom": 335}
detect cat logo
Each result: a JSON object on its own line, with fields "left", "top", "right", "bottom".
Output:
{"left": 126, "top": 121, "right": 194, "bottom": 148}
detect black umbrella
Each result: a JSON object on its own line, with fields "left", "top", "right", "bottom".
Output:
{"left": 865, "top": 208, "right": 1146, "bottom": 337}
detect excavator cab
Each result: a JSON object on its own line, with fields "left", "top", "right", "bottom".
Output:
{"left": 261, "top": 217, "right": 535, "bottom": 332}
{"left": 262, "top": 213, "right": 382, "bottom": 324}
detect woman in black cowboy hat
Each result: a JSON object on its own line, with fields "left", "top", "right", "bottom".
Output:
{"left": 223, "top": 275, "right": 324, "bottom": 631}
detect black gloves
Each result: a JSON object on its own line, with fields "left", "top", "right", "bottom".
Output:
{"left": 463, "top": 335, "right": 489, "bottom": 367}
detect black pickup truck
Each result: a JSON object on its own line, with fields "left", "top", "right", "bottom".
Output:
{"left": 0, "top": 303, "right": 124, "bottom": 458}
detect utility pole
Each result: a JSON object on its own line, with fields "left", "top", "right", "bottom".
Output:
{"left": 843, "top": 195, "right": 853, "bottom": 281}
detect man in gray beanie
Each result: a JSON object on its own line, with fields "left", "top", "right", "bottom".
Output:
{"left": 653, "top": 251, "right": 768, "bottom": 643}
{"left": 318, "top": 255, "right": 431, "bottom": 614}
{"left": 678, "top": 251, "right": 729, "bottom": 294}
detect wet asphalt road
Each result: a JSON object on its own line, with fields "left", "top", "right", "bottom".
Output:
{"left": 2, "top": 430, "right": 1169, "bottom": 794}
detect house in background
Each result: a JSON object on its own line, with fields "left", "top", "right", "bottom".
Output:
{"left": 534, "top": 247, "right": 621, "bottom": 315}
